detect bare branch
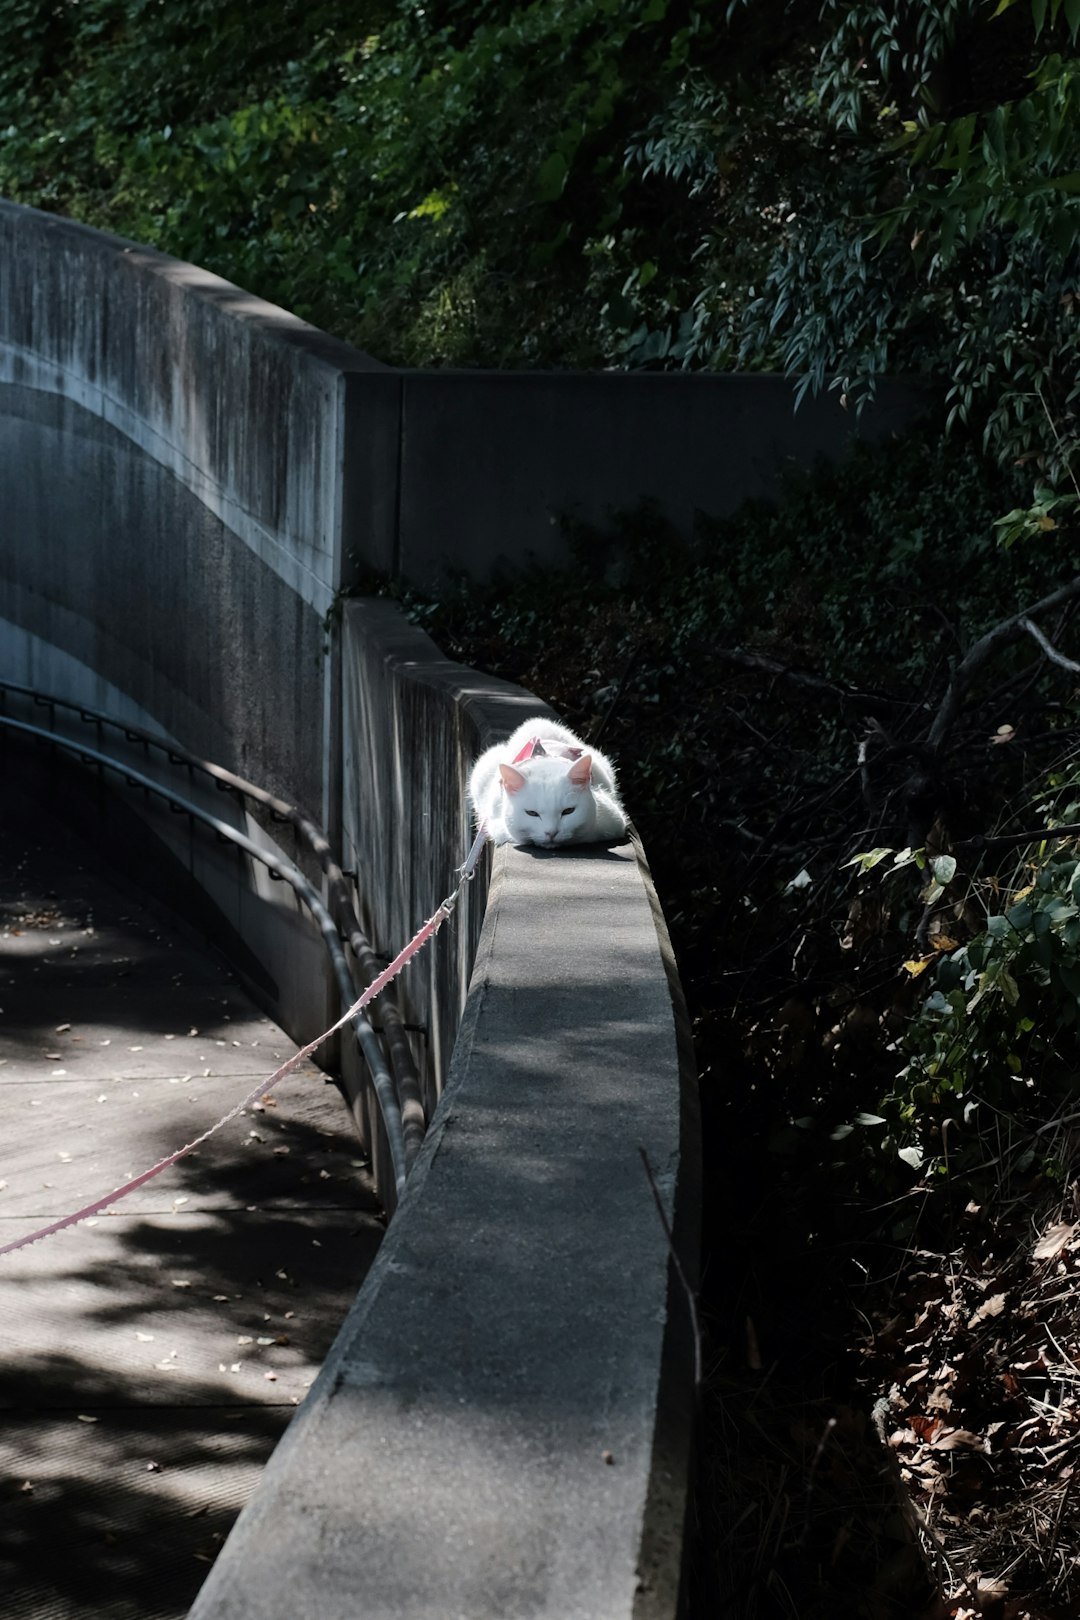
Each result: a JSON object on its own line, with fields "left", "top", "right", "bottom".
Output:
{"left": 926, "top": 574, "right": 1080, "bottom": 756}
{"left": 714, "top": 647, "right": 909, "bottom": 715}
{"left": 1019, "top": 616, "right": 1080, "bottom": 674}
{"left": 959, "top": 819, "right": 1080, "bottom": 853}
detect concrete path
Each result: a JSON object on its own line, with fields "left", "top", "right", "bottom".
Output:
{"left": 0, "top": 780, "right": 385, "bottom": 1619}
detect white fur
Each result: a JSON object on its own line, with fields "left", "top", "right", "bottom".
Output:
{"left": 468, "top": 717, "right": 627, "bottom": 849}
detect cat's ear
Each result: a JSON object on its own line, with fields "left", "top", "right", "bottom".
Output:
{"left": 568, "top": 754, "right": 593, "bottom": 787}
{"left": 531, "top": 740, "right": 547, "bottom": 756}
{"left": 499, "top": 763, "right": 527, "bottom": 794}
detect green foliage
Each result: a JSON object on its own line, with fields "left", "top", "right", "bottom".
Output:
{"left": 994, "top": 483, "right": 1080, "bottom": 544}
{"left": 629, "top": 1, "right": 1080, "bottom": 479}
{"left": 995, "top": 0, "right": 1080, "bottom": 40}
{"left": 892, "top": 837, "right": 1080, "bottom": 1171}
{"left": 1, "top": 0, "right": 1078, "bottom": 475}
{"left": 683, "top": 425, "right": 1077, "bottom": 696}
{"left": 0, "top": 0, "right": 724, "bottom": 364}
{"left": 748, "top": 3, "right": 1080, "bottom": 476}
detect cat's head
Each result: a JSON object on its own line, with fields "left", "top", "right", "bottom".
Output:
{"left": 498, "top": 754, "right": 595, "bottom": 847}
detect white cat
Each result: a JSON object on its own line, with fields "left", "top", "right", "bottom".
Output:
{"left": 469, "top": 717, "right": 627, "bottom": 849}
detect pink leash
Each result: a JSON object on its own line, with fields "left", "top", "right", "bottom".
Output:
{"left": 0, "top": 904, "right": 451, "bottom": 1256}
{"left": 457, "top": 733, "right": 536, "bottom": 879}
{"left": 0, "top": 736, "right": 539, "bottom": 1258}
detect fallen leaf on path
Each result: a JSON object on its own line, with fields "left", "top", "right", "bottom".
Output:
{"left": 1034, "top": 1221, "right": 1078, "bottom": 1261}
{"left": 933, "top": 1428, "right": 986, "bottom": 1452}
{"left": 968, "top": 1293, "right": 1007, "bottom": 1329}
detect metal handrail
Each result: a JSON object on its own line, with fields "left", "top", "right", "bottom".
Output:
{"left": 0, "top": 677, "right": 427, "bottom": 1166}
{"left": 0, "top": 709, "right": 409, "bottom": 1198}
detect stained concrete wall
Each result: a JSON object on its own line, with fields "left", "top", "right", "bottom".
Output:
{"left": 0, "top": 199, "right": 928, "bottom": 635}
{"left": 0, "top": 384, "right": 328, "bottom": 815}
{"left": 0, "top": 200, "right": 386, "bottom": 1074}
{"left": 0, "top": 200, "right": 389, "bottom": 622}
{"left": 0, "top": 200, "right": 930, "bottom": 623}
{"left": 0, "top": 200, "right": 388, "bottom": 826}
{"left": 340, "top": 598, "right": 550, "bottom": 1112}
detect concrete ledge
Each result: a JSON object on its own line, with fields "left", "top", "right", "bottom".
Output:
{"left": 189, "top": 826, "right": 698, "bottom": 1620}
{"left": 340, "top": 597, "right": 554, "bottom": 1113}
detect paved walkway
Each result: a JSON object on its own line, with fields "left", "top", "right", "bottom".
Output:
{"left": 0, "top": 779, "right": 385, "bottom": 1619}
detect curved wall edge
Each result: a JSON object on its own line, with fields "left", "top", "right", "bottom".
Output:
{"left": 188, "top": 617, "right": 700, "bottom": 1616}
{"left": 0, "top": 201, "right": 387, "bottom": 618}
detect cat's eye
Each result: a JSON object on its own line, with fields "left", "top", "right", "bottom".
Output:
{"left": 525, "top": 809, "right": 540, "bottom": 817}
{"left": 561, "top": 808, "right": 574, "bottom": 816}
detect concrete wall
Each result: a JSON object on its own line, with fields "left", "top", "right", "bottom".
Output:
{"left": 0, "top": 201, "right": 388, "bottom": 621}
{"left": 340, "top": 598, "right": 550, "bottom": 1113}
{"left": 0, "top": 199, "right": 929, "bottom": 628}
{"left": 0, "top": 200, "right": 390, "bottom": 827}
{"left": 0, "top": 679, "right": 338, "bottom": 1053}
{"left": 190, "top": 640, "right": 699, "bottom": 1620}
{"left": 0, "top": 200, "right": 927, "bottom": 1105}
{"left": 387, "top": 369, "right": 928, "bottom": 587}
{"left": 0, "top": 200, "right": 382, "bottom": 1079}
{"left": 0, "top": 383, "right": 328, "bottom": 815}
